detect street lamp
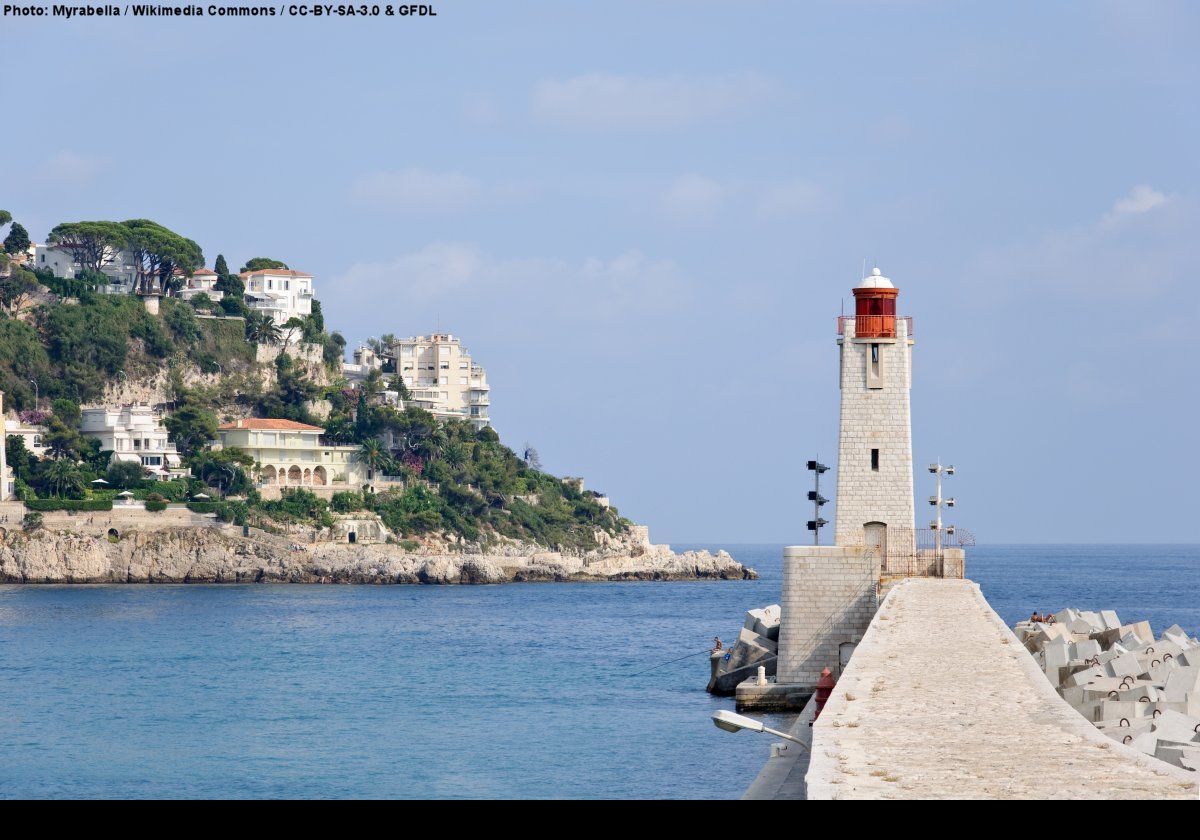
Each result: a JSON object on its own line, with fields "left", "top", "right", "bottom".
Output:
{"left": 927, "top": 460, "right": 957, "bottom": 566}
{"left": 711, "top": 710, "right": 808, "bottom": 749}
{"left": 29, "top": 379, "right": 38, "bottom": 408}
{"left": 806, "top": 459, "right": 829, "bottom": 545}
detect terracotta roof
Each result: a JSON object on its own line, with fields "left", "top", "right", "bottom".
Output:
{"left": 218, "top": 419, "right": 324, "bottom": 431}
{"left": 238, "top": 268, "right": 312, "bottom": 279}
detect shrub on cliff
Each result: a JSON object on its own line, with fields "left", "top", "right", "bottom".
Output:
{"left": 144, "top": 500, "right": 167, "bottom": 512}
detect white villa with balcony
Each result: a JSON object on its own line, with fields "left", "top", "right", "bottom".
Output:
{"left": 176, "top": 267, "right": 224, "bottom": 303}
{"left": 216, "top": 418, "right": 368, "bottom": 489}
{"left": 240, "top": 268, "right": 313, "bottom": 329}
{"left": 33, "top": 243, "right": 141, "bottom": 293}
{"left": 80, "top": 403, "right": 188, "bottom": 479}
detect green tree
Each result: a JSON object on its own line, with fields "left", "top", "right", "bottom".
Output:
{"left": 3, "top": 222, "right": 30, "bottom": 255}
{"left": 239, "top": 257, "right": 289, "bottom": 273}
{"left": 52, "top": 398, "right": 81, "bottom": 426}
{"left": 0, "top": 267, "right": 39, "bottom": 313}
{"left": 106, "top": 460, "right": 146, "bottom": 490}
{"left": 281, "top": 316, "right": 304, "bottom": 346}
{"left": 42, "top": 415, "right": 83, "bottom": 460}
{"left": 163, "top": 400, "right": 218, "bottom": 457}
{"left": 213, "top": 254, "right": 229, "bottom": 277}
{"left": 122, "top": 219, "right": 204, "bottom": 295}
{"left": 164, "top": 300, "right": 202, "bottom": 343}
{"left": 47, "top": 221, "right": 127, "bottom": 271}
{"left": 0, "top": 210, "right": 12, "bottom": 228}
{"left": 245, "top": 312, "right": 282, "bottom": 346}
{"left": 6, "top": 435, "right": 36, "bottom": 483}
{"left": 355, "top": 437, "right": 390, "bottom": 480}
{"left": 22, "top": 511, "right": 43, "bottom": 531}
{"left": 42, "top": 458, "right": 87, "bottom": 498}
{"left": 388, "top": 375, "right": 413, "bottom": 401}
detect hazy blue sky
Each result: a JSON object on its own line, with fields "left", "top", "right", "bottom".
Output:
{"left": 4, "top": 2, "right": 1197, "bottom": 544}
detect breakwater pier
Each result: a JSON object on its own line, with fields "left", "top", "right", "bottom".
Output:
{"left": 799, "top": 579, "right": 1197, "bottom": 799}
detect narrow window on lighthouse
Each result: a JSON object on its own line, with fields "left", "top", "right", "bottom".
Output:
{"left": 867, "top": 343, "right": 883, "bottom": 389}
{"left": 871, "top": 448, "right": 880, "bottom": 471}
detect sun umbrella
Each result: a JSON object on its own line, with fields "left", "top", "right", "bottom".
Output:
{"left": 116, "top": 490, "right": 134, "bottom": 498}
{"left": 192, "top": 493, "right": 211, "bottom": 500}
{"left": 91, "top": 478, "right": 109, "bottom": 485}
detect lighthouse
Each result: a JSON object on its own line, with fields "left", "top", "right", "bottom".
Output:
{"left": 834, "top": 267, "right": 915, "bottom": 554}
{"left": 739, "top": 266, "right": 955, "bottom": 710}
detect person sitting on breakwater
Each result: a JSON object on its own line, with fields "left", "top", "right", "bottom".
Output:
{"left": 712, "top": 636, "right": 723, "bottom": 652}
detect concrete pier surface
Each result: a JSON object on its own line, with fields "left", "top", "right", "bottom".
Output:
{"left": 806, "top": 579, "right": 1199, "bottom": 800}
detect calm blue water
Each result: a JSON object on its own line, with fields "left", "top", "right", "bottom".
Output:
{"left": 0, "top": 544, "right": 1195, "bottom": 799}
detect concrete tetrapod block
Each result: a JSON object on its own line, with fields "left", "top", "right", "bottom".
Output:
{"left": 1065, "top": 664, "right": 1108, "bottom": 687}
{"left": 1071, "top": 639, "right": 1102, "bottom": 661}
{"left": 752, "top": 604, "right": 781, "bottom": 641}
{"left": 1098, "top": 699, "right": 1155, "bottom": 722}
{"left": 1100, "top": 610, "right": 1121, "bottom": 631}
{"left": 1155, "top": 743, "right": 1200, "bottom": 770}
{"left": 1054, "top": 607, "right": 1080, "bottom": 626}
{"left": 1163, "top": 666, "right": 1200, "bottom": 702}
{"left": 1106, "top": 653, "right": 1145, "bottom": 679}
{"left": 1122, "top": 621, "right": 1155, "bottom": 645}
{"left": 1078, "top": 610, "right": 1104, "bottom": 631}
{"left": 1160, "top": 624, "right": 1191, "bottom": 648}
{"left": 1069, "top": 617, "right": 1098, "bottom": 635}
{"left": 726, "top": 627, "right": 777, "bottom": 671}
{"left": 1147, "top": 710, "right": 1200, "bottom": 745}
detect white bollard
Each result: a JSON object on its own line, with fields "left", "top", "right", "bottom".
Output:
{"left": 757, "top": 665, "right": 767, "bottom": 686}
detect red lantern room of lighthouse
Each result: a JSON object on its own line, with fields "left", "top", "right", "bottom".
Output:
{"left": 852, "top": 267, "right": 899, "bottom": 338}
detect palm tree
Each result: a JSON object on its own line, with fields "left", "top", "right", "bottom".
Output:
{"left": 245, "top": 312, "right": 283, "bottom": 346}
{"left": 43, "top": 458, "right": 87, "bottom": 499}
{"left": 355, "top": 438, "right": 390, "bottom": 481}
{"left": 443, "top": 441, "right": 468, "bottom": 469}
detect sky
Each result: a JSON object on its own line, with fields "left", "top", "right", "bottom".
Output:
{"left": 3, "top": 2, "right": 1198, "bottom": 544}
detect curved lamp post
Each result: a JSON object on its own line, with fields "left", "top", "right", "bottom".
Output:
{"left": 711, "top": 710, "right": 808, "bottom": 749}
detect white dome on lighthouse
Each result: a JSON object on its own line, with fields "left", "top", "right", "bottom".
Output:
{"left": 857, "top": 266, "right": 894, "bottom": 289}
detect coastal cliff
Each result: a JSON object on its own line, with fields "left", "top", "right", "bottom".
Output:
{"left": 0, "top": 526, "right": 755, "bottom": 584}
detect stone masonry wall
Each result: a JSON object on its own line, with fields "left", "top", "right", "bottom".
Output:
{"left": 834, "top": 318, "right": 915, "bottom": 548}
{"left": 776, "top": 545, "right": 879, "bottom": 687}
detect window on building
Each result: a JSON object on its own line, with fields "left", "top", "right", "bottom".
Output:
{"left": 459, "top": 377, "right": 467, "bottom": 385}
{"left": 871, "top": 448, "right": 880, "bottom": 471}
{"left": 404, "top": 377, "right": 413, "bottom": 386}
{"left": 439, "top": 377, "right": 448, "bottom": 385}
{"left": 459, "top": 362, "right": 468, "bottom": 370}
{"left": 402, "top": 347, "right": 413, "bottom": 356}
{"left": 440, "top": 362, "right": 449, "bottom": 370}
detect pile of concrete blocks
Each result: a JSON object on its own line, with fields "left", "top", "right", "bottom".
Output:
{"left": 1015, "top": 608, "right": 1200, "bottom": 771}
{"left": 707, "top": 604, "right": 780, "bottom": 695}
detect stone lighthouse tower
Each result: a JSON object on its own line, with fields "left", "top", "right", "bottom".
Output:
{"left": 740, "top": 267, "right": 922, "bottom": 709}
{"left": 834, "top": 267, "right": 915, "bottom": 553}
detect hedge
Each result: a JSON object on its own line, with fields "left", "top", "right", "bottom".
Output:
{"left": 144, "top": 500, "right": 168, "bottom": 512}
{"left": 186, "top": 502, "right": 219, "bottom": 514}
{"left": 25, "top": 499, "right": 114, "bottom": 512}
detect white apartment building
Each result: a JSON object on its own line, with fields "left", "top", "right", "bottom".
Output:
{"left": 177, "top": 267, "right": 224, "bottom": 302}
{"left": 80, "top": 404, "right": 188, "bottom": 479}
{"left": 240, "top": 268, "right": 313, "bottom": 328}
{"left": 33, "top": 244, "right": 141, "bottom": 293}
{"left": 392, "top": 334, "right": 491, "bottom": 429}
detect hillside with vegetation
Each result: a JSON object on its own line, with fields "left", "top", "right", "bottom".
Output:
{"left": 0, "top": 210, "right": 631, "bottom": 552}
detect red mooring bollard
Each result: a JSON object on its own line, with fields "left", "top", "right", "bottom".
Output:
{"left": 812, "top": 667, "right": 836, "bottom": 722}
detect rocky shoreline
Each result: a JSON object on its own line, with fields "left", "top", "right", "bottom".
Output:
{"left": 0, "top": 526, "right": 756, "bottom": 585}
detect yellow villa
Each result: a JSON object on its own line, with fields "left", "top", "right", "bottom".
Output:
{"left": 216, "top": 418, "right": 369, "bottom": 489}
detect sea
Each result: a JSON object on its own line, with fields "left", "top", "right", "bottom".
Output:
{"left": 0, "top": 543, "right": 1196, "bottom": 799}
